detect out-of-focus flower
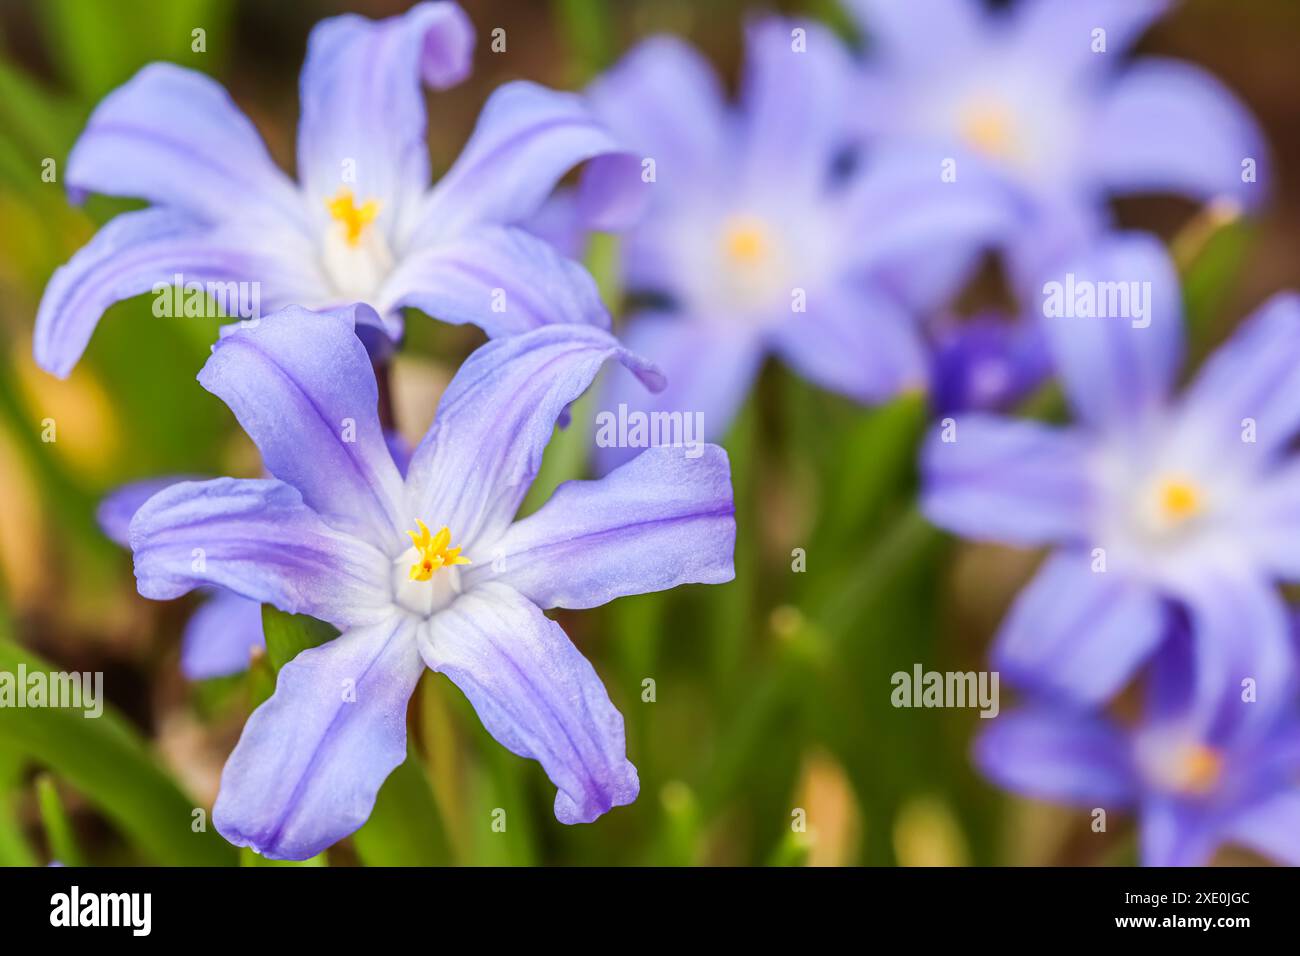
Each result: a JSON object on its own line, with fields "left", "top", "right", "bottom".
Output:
{"left": 977, "top": 637, "right": 1300, "bottom": 866}
{"left": 35, "top": 1, "right": 638, "bottom": 378}
{"left": 844, "top": 0, "right": 1268, "bottom": 283}
{"left": 923, "top": 233, "right": 1300, "bottom": 719}
{"left": 127, "top": 304, "right": 736, "bottom": 859}
{"left": 585, "top": 18, "right": 1021, "bottom": 471}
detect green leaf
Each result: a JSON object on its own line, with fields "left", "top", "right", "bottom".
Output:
{"left": 352, "top": 748, "right": 451, "bottom": 866}
{"left": 35, "top": 773, "right": 83, "bottom": 867}
{"left": 261, "top": 605, "right": 338, "bottom": 673}
{"left": 0, "top": 640, "right": 237, "bottom": 865}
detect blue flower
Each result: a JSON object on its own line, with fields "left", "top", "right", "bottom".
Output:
{"left": 127, "top": 304, "right": 736, "bottom": 859}
{"left": 844, "top": 0, "right": 1268, "bottom": 283}
{"left": 977, "top": 636, "right": 1300, "bottom": 866}
{"left": 582, "top": 17, "right": 1020, "bottom": 470}
{"left": 923, "top": 233, "right": 1300, "bottom": 720}
{"left": 35, "top": 1, "right": 638, "bottom": 377}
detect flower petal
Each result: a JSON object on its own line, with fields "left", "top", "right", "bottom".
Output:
{"left": 593, "top": 315, "right": 762, "bottom": 474}
{"left": 469, "top": 445, "right": 735, "bottom": 609}
{"left": 412, "top": 81, "right": 640, "bottom": 246}
{"left": 920, "top": 414, "right": 1093, "bottom": 547}
{"left": 380, "top": 225, "right": 608, "bottom": 337}
{"left": 1174, "top": 292, "right": 1300, "bottom": 462}
{"left": 1224, "top": 790, "right": 1300, "bottom": 866}
{"left": 422, "top": 583, "right": 638, "bottom": 823}
{"left": 130, "top": 477, "right": 391, "bottom": 630}
{"left": 98, "top": 475, "right": 198, "bottom": 546}
{"left": 974, "top": 705, "right": 1137, "bottom": 806}
{"left": 1178, "top": 567, "right": 1294, "bottom": 738}
{"left": 66, "top": 63, "right": 304, "bottom": 225}
{"left": 1140, "top": 797, "right": 1218, "bottom": 867}
{"left": 181, "top": 591, "right": 266, "bottom": 680}
{"left": 296, "top": 1, "right": 474, "bottom": 226}
{"left": 586, "top": 36, "right": 728, "bottom": 194}
{"left": 405, "top": 325, "right": 663, "bottom": 551}
{"left": 1038, "top": 232, "right": 1184, "bottom": 430}
{"left": 34, "top": 208, "right": 318, "bottom": 379}
{"left": 768, "top": 280, "right": 928, "bottom": 405}
{"left": 213, "top": 612, "right": 422, "bottom": 860}
{"left": 198, "top": 304, "right": 407, "bottom": 550}
{"left": 738, "top": 17, "right": 856, "bottom": 194}
{"left": 1086, "top": 58, "right": 1268, "bottom": 211}
{"left": 1009, "top": 0, "right": 1170, "bottom": 76}
{"left": 992, "top": 550, "right": 1168, "bottom": 705}
{"left": 844, "top": 0, "right": 983, "bottom": 73}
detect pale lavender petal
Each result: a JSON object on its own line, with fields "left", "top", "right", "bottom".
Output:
{"left": 594, "top": 315, "right": 762, "bottom": 474}
{"left": 405, "top": 325, "right": 663, "bottom": 552}
{"left": 838, "top": 146, "right": 1026, "bottom": 275}
{"left": 1086, "top": 58, "right": 1268, "bottom": 211}
{"left": 1038, "top": 232, "right": 1183, "bottom": 430}
{"left": 422, "top": 583, "right": 638, "bottom": 824}
{"left": 586, "top": 35, "right": 728, "bottom": 197}
{"left": 1224, "top": 790, "right": 1300, "bottom": 866}
{"left": 974, "top": 706, "right": 1137, "bottom": 806}
{"left": 1174, "top": 292, "right": 1300, "bottom": 461}
{"left": 1241, "top": 459, "right": 1300, "bottom": 578}
{"left": 469, "top": 445, "right": 735, "bottom": 609}
{"left": 214, "top": 612, "right": 422, "bottom": 860}
{"left": 992, "top": 550, "right": 1168, "bottom": 704}
{"left": 1178, "top": 567, "right": 1294, "bottom": 737}
{"left": 98, "top": 475, "right": 198, "bottom": 546}
{"left": 180, "top": 591, "right": 266, "bottom": 680}
{"left": 844, "top": 0, "right": 983, "bottom": 73}
{"left": 920, "top": 414, "right": 1093, "bottom": 547}
{"left": 379, "top": 225, "right": 608, "bottom": 337}
{"left": 33, "top": 208, "right": 318, "bottom": 379}
{"left": 130, "top": 477, "right": 391, "bottom": 630}
{"left": 412, "top": 81, "right": 640, "bottom": 246}
{"left": 1140, "top": 798, "right": 1218, "bottom": 867}
{"left": 296, "top": 1, "right": 474, "bottom": 227}
{"left": 738, "top": 17, "right": 856, "bottom": 195}
{"left": 66, "top": 63, "right": 304, "bottom": 225}
{"left": 1008, "top": 0, "right": 1170, "bottom": 76}
{"left": 198, "top": 305, "right": 407, "bottom": 550}
{"left": 768, "top": 280, "right": 928, "bottom": 406}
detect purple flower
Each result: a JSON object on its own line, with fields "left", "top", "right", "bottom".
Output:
{"left": 923, "top": 233, "right": 1300, "bottom": 719}
{"left": 35, "top": 1, "right": 639, "bottom": 378}
{"left": 100, "top": 480, "right": 264, "bottom": 679}
{"left": 844, "top": 0, "right": 1268, "bottom": 281}
{"left": 977, "top": 637, "right": 1300, "bottom": 866}
{"left": 127, "top": 304, "right": 736, "bottom": 859}
{"left": 584, "top": 18, "right": 1020, "bottom": 470}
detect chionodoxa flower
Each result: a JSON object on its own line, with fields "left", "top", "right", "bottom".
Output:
{"left": 128, "top": 305, "right": 736, "bottom": 859}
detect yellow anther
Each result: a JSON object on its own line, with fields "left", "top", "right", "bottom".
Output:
{"left": 959, "top": 100, "right": 1017, "bottom": 161}
{"left": 406, "top": 519, "right": 470, "bottom": 582}
{"left": 1158, "top": 477, "right": 1202, "bottom": 523}
{"left": 721, "top": 215, "right": 772, "bottom": 266}
{"left": 326, "top": 187, "right": 380, "bottom": 246}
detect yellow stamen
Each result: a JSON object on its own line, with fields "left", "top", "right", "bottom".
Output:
{"left": 1158, "top": 477, "right": 1202, "bottom": 522}
{"left": 959, "top": 100, "right": 1017, "bottom": 160}
{"left": 326, "top": 187, "right": 380, "bottom": 247}
{"left": 1176, "top": 743, "right": 1223, "bottom": 796}
{"left": 406, "top": 519, "right": 471, "bottom": 582}
{"left": 721, "top": 215, "right": 771, "bottom": 266}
